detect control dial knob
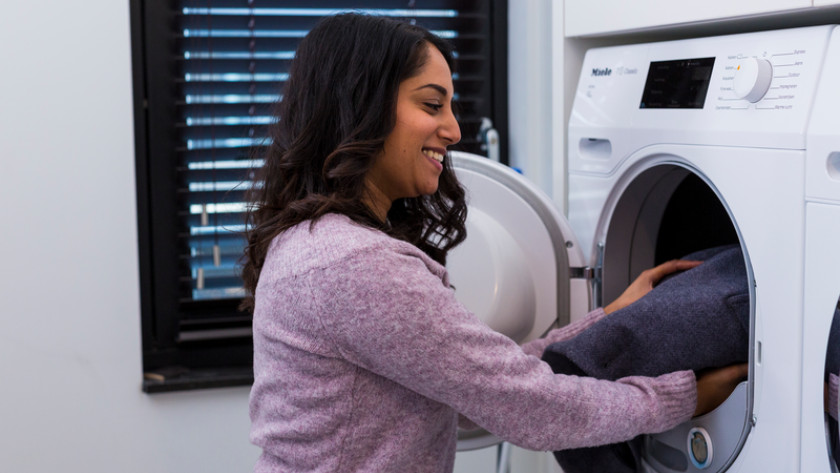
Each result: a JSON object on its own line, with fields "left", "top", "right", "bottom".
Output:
{"left": 733, "top": 57, "right": 773, "bottom": 103}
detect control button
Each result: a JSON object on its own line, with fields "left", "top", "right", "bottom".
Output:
{"left": 687, "top": 427, "right": 713, "bottom": 469}
{"left": 733, "top": 58, "right": 773, "bottom": 102}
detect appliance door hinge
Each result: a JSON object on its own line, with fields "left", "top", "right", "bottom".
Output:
{"left": 568, "top": 266, "right": 601, "bottom": 280}
{"left": 569, "top": 243, "right": 605, "bottom": 309}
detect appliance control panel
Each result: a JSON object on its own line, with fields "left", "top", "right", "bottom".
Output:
{"left": 718, "top": 50, "right": 806, "bottom": 109}
{"left": 569, "top": 25, "right": 837, "bottom": 153}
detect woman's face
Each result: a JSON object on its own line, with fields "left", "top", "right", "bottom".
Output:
{"left": 364, "top": 44, "right": 461, "bottom": 220}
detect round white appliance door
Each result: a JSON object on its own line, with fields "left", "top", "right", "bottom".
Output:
{"left": 446, "top": 151, "right": 586, "bottom": 451}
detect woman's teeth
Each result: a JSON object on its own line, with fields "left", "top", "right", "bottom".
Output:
{"left": 423, "top": 149, "right": 444, "bottom": 162}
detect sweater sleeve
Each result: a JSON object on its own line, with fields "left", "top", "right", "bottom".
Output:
{"left": 317, "top": 245, "right": 697, "bottom": 451}
{"left": 520, "top": 308, "right": 608, "bottom": 358}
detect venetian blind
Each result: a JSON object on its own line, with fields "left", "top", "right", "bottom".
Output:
{"left": 136, "top": 0, "right": 505, "bottom": 376}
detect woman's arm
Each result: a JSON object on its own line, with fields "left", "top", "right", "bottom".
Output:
{"left": 520, "top": 308, "right": 607, "bottom": 357}
{"left": 319, "top": 245, "right": 697, "bottom": 451}
{"left": 522, "top": 259, "right": 701, "bottom": 358}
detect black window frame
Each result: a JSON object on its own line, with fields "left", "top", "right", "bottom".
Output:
{"left": 130, "top": 0, "right": 509, "bottom": 393}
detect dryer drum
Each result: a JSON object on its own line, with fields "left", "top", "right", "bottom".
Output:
{"left": 600, "top": 168, "right": 739, "bottom": 307}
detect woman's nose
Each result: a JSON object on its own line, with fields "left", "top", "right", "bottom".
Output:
{"left": 440, "top": 109, "right": 461, "bottom": 145}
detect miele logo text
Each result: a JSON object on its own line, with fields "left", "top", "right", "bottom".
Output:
{"left": 591, "top": 67, "right": 612, "bottom": 77}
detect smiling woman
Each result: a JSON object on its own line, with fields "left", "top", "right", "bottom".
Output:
{"left": 239, "top": 14, "right": 470, "bottom": 304}
{"left": 238, "top": 12, "right": 746, "bottom": 473}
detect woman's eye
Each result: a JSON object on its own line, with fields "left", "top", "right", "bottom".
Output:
{"left": 424, "top": 102, "right": 443, "bottom": 112}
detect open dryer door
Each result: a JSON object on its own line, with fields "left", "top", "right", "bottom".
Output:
{"left": 446, "top": 151, "right": 589, "bottom": 451}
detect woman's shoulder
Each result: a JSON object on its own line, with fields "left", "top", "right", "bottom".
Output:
{"left": 266, "top": 213, "right": 422, "bottom": 275}
{"left": 295, "top": 213, "right": 393, "bottom": 250}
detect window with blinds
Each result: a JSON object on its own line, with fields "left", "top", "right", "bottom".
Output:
{"left": 131, "top": 0, "right": 508, "bottom": 392}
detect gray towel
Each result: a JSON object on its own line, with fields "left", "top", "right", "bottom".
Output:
{"left": 542, "top": 245, "right": 750, "bottom": 473}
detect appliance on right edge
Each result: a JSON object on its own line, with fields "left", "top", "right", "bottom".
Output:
{"left": 567, "top": 25, "right": 840, "bottom": 472}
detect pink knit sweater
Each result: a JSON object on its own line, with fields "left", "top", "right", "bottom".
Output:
{"left": 249, "top": 214, "right": 697, "bottom": 472}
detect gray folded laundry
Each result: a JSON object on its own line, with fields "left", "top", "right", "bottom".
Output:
{"left": 542, "top": 244, "right": 750, "bottom": 473}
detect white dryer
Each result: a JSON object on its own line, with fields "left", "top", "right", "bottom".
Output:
{"left": 801, "top": 26, "right": 840, "bottom": 473}
{"left": 445, "top": 24, "right": 840, "bottom": 473}
{"left": 566, "top": 25, "right": 840, "bottom": 472}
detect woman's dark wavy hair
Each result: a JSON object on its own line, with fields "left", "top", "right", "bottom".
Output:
{"left": 240, "top": 13, "right": 467, "bottom": 311}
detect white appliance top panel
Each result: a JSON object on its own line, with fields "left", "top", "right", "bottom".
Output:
{"left": 569, "top": 25, "right": 836, "bottom": 173}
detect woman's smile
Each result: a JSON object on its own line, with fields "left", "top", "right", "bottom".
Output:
{"left": 422, "top": 147, "right": 445, "bottom": 170}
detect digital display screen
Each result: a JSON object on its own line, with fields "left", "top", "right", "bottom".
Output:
{"left": 640, "top": 57, "right": 715, "bottom": 109}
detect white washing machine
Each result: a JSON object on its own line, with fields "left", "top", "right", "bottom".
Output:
{"left": 447, "top": 24, "right": 840, "bottom": 473}
{"left": 801, "top": 26, "right": 840, "bottom": 473}
{"left": 567, "top": 25, "right": 840, "bottom": 473}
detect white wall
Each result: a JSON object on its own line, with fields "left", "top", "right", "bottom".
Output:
{"left": 0, "top": 2, "right": 258, "bottom": 472}
{"left": 506, "top": 2, "right": 565, "bottom": 472}
{"left": 507, "top": 1, "right": 555, "bottom": 199}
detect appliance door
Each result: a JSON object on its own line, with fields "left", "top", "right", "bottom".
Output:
{"left": 447, "top": 151, "right": 589, "bottom": 451}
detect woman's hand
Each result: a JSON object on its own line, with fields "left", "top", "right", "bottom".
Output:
{"left": 694, "top": 363, "right": 749, "bottom": 417}
{"left": 603, "top": 259, "right": 702, "bottom": 314}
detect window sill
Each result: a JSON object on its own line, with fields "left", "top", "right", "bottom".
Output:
{"left": 142, "top": 366, "right": 253, "bottom": 394}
